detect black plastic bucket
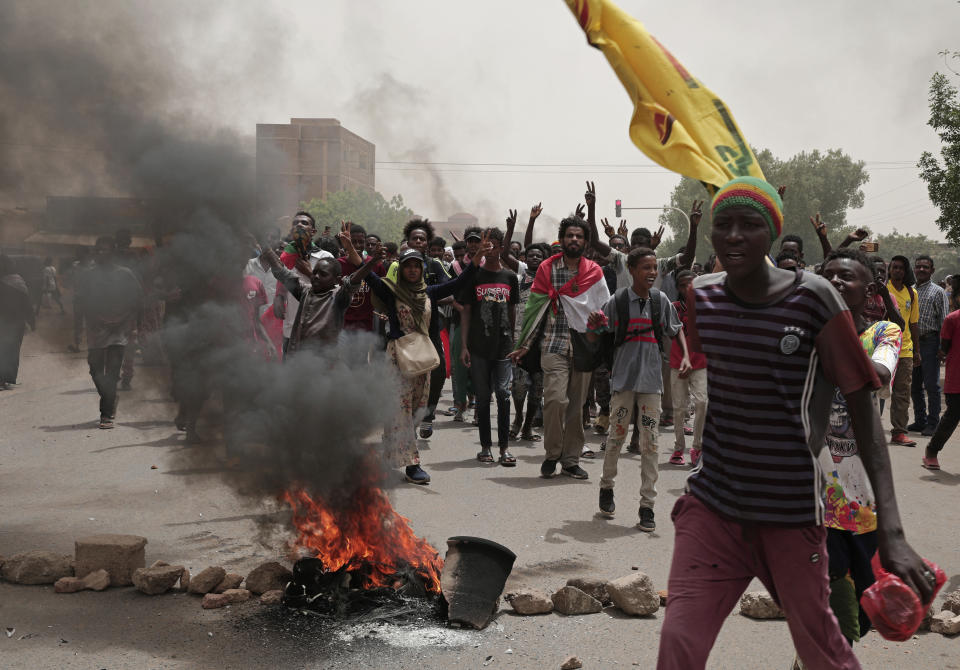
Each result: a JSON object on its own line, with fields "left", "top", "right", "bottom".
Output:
{"left": 441, "top": 536, "right": 516, "bottom": 629}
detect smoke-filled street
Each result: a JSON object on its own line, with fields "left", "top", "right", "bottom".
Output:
{"left": 4, "top": 1, "right": 960, "bottom": 668}
{"left": 2, "top": 311, "right": 958, "bottom": 669}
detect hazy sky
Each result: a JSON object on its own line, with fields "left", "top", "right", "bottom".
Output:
{"left": 261, "top": 0, "right": 956, "bottom": 240}
{"left": 7, "top": 0, "right": 959, "bottom": 241}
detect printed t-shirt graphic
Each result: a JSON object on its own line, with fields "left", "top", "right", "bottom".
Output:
{"left": 460, "top": 267, "right": 519, "bottom": 360}
{"left": 817, "top": 320, "right": 901, "bottom": 534}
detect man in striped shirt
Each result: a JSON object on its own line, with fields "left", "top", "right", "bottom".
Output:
{"left": 656, "top": 177, "right": 933, "bottom": 670}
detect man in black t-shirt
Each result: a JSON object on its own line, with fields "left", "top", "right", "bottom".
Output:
{"left": 460, "top": 227, "right": 520, "bottom": 465}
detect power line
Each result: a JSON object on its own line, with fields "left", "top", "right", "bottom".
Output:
{"left": 849, "top": 204, "right": 938, "bottom": 227}
{"left": 865, "top": 179, "right": 923, "bottom": 200}
{"left": 378, "top": 167, "right": 671, "bottom": 175}
{"left": 376, "top": 158, "right": 917, "bottom": 166}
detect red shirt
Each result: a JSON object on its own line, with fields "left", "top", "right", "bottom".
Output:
{"left": 942, "top": 310, "right": 960, "bottom": 394}
{"left": 337, "top": 257, "right": 383, "bottom": 332}
{"left": 670, "top": 299, "right": 707, "bottom": 370}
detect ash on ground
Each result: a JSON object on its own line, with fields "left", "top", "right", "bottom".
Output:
{"left": 236, "top": 596, "right": 474, "bottom": 656}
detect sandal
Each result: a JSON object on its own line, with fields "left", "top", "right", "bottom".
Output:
{"left": 477, "top": 450, "right": 495, "bottom": 463}
{"left": 520, "top": 431, "right": 541, "bottom": 442}
{"left": 581, "top": 446, "right": 595, "bottom": 459}
{"left": 499, "top": 451, "right": 517, "bottom": 466}
{"left": 669, "top": 450, "right": 685, "bottom": 465}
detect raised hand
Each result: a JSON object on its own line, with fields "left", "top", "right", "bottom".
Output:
{"left": 777, "top": 185, "right": 787, "bottom": 199}
{"left": 584, "top": 181, "right": 596, "bottom": 208}
{"left": 338, "top": 220, "right": 355, "bottom": 251}
{"left": 530, "top": 202, "right": 543, "bottom": 221}
{"left": 601, "top": 217, "right": 616, "bottom": 239}
{"left": 505, "top": 209, "right": 518, "bottom": 232}
{"left": 849, "top": 228, "right": 869, "bottom": 242}
{"left": 810, "top": 213, "right": 827, "bottom": 237}
{"left": 650, "top": 225, "right": 665, "bottom": 250}
{"left": 575, "top": 203, "right": 586, "bottom": 220}
{"left": 617, "top": 219, "right": 628, "bottom": 236}
{"left": 689, "top": 200, "right": 704, "bottom": 226}
{"left": 477, "top": 230, "right": 496, "bottom": 256}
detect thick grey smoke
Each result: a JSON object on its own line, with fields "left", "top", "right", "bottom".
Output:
{"left": 0, "top": 1, "right": 401, "bottom": 505}
{"left": 347, "top": 74, "right": 467, "bottom": 218}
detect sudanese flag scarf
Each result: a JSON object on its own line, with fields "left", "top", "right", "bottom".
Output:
{"left": 515, "top": 253, "right": 610, "bottom": 351}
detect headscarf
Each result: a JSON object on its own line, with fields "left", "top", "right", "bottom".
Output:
{"left": 374, "top": 252, "right": 429, "bottom": 335}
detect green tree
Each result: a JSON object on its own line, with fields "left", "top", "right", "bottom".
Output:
{"left": 918, "top": 72, "right": 960, "bottom": 245}
{"left": 874, "top": 229, "right": 960, "bottom": 281}
{"left": 658, "top": 148, "right": 869, "bottom": 261}
{"left": 301, "top": 189, "right": 414, "bottom": 242}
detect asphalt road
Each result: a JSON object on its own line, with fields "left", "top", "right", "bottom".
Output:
{"left": 2, "top": 310, "right": 958, "bottom": 669}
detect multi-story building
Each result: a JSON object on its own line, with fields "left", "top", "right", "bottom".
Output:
{"left": 430, "top": 212, "right": 479, "bottom": 242}
{"left": 256, "top": 118, "right": 375, "bottom": 223}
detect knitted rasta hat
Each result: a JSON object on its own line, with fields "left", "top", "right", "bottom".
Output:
{"left": 710, "top": 176, "right": 784, "bottom": 241}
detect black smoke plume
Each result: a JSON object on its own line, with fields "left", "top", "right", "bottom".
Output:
{"left": 0, "top": 1, "right": 401, "bottom": 505}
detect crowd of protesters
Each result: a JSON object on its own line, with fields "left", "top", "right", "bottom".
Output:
{"left": 0, "top": 175, "right": 952, "bottom": 667}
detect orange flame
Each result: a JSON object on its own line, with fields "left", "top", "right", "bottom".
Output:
{"left": 281, "top": 487, "right": 443, "bottom": 594}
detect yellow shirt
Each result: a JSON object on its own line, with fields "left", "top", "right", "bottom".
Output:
{"left": 887, "top": 281, "right": 919, "bottom": 358}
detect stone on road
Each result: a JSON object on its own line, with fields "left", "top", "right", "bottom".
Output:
{"left": 188, "top": 566, "right": 226, "bottom": 595}
{"left": 551, "top": 586, "right": 602, "bottom": 615}
{"left": 244, "top": 562, "right": 292, "bottom": 595}
{"left": 2, "top": 551, "right": 73, "bottom": 585}
{"left": 132, "top": 565, "right": 185, "bottom": 595}
{"left": 74, "top": 534, "right": 147, "bottom": 586}
{"left": 506, "top": 588, "right": 554, "bottom": 615}
{"left": 607, "top": 572, "right": 660, "bottom": 616}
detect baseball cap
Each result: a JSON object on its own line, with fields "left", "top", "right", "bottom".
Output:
{"left": 398, "top": 248, "right": 425, "bottom": 265}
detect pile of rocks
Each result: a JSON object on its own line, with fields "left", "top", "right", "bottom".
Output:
{"left": 180, "top": 561, "right": 292, "bottom": 610}
{"left": 931, "top": 589, "right": 960, "bottom": 636}
{"left": 0, "top": 534, "right": 293, "bottom": 611}
{"left": 505, "top": 574, "right": 661, "bottom": 618}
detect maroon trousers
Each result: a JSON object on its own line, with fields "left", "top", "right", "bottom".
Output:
{"left": 657, "top": 494, "right": 860, "bottom": 670}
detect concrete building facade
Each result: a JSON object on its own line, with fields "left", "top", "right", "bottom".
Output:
{"left": 256, "top": 118, "right": 375, "bottom": 223}
{"left": 430, "top": 212, "right": 479, "bottom": 242}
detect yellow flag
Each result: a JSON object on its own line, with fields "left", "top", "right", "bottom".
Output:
{"left": 565, "top": 0, "right": 764, "bottom": 191}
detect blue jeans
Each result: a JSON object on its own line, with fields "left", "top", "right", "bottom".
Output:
{"left": 470, "top": 356, "right": 513, "bottom": 448}
{"left": 911, "top": 333, "right": 942, "bottom": 427}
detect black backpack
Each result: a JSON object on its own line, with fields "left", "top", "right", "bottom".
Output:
{"left": 600, "top": 287, "right": 665, "bottom": 369}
